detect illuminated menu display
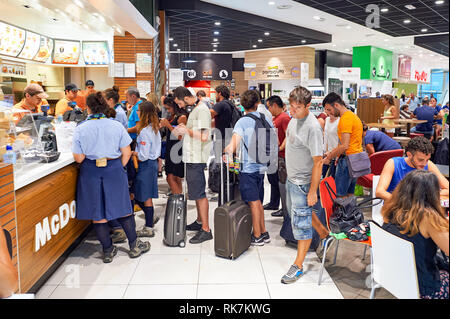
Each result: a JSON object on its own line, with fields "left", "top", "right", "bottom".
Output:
{"left": 82, "top": 41, "right": 109, "bottom": 65}
{"left": 33, "top": 36, "right": 53, "bottom": 63}
{"left": 52, "top": 40, "right": 80, "bottom": 65}
{"left": 18, "top": 31, "right": 41, "bottom": 60}
{"left": 0, "top": 22, "right": 26, "bottom": 57}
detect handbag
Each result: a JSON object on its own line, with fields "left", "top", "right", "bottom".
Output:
{"left": 346, "top": 151, "right": 371, "bottom": 178}
{"left": 325, "top": 181, "right": 382, "bottom": 234}
{"left": 278, "top": 157, "right": 287, "bottom": 184}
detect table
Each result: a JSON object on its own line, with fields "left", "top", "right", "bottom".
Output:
{"left": 366, "top": 123, "right": 405, "bottom": 134}
{"left": 436, "top": 164, "right": 449, "bottom": 178}
{"left": 393, "top": 119, "right": 428, "bottom": 137}
{"left": 392, "top": 136, "right": 411, "bottom": 148}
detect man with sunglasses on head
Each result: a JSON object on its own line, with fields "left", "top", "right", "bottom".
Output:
{"left": 376, "top": 136, "right": 449, "bottom": 202}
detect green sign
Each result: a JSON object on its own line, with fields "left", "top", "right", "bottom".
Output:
{"left": 352, "top": 46, "right": 393, "bottom": 81}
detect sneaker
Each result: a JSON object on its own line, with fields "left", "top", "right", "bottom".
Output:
{"left": 136, "top": 226, "right": 155, "bottom": 238}
{"left": 261, "top": 232, "right": 271, "bottom": 243}
{"left": 316, "top": 235, "right": 335, "bottom": 260}
{"left": 103, "top": 246, "right": 118, "bottom": 263}
{"left": 189, "top": 229, "right": 213, "bottom": 244}
{"left": 128, "top": 239, "right": 151, "bottom": 258}
{"left": 281, "top": 264, "right": 304, "bottom": 284}
{"left": 251, "top": 234, "right": 265, "bottom": 246}
{"left": 186, "top": 220, "right": 202, "bottom": 231}
{"left": 111, "top": 229, "right": 126, "bottom": 244}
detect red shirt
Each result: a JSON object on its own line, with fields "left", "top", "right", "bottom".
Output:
{"left": 273, "top": 111, "right": 291, "bottom": 158}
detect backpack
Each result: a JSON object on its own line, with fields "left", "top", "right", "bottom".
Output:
{"left": 434, "top": 137, "right": 449, "bottom": 165}
{"left": 224, "top": 100, "right": 242, "bottom": 128}
{"left": 242, "top": 113, "right": 278, "bottom": 173}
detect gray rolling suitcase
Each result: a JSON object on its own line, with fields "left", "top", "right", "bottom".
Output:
{"left": 163, "top": 164, "right": 187, "bottom": 248}
{"left": 214, "top": 156, "right": 252, "bottom": 259}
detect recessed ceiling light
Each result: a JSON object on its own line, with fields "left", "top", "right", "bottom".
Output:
{"left": 173, "top": 44, "right": 178, "bottom": 47}
{"left": 169, "top": 37, "right": 174, "bottom": 41}
{"left": 214, "top": 21, "right": 221, "bottom": 26}
{"left": 213, "top": 38, "right": 218, "bottom": 42}
{"left": 384, "top": 39, "right": 389, "bottom": 42}
{"left": 421, "top": 28, "right": 428, "bottom": 32}
{"left": 430, "top": 54, "right": 435, "bottom": 56}
{"left": 264, "top": 32, "right": 270, "bottom": 36}
{"left": 405, "top": 5, "right": 416, "bottom": 10}
{"left": 301, "top": 40, "right": 307, "bottom": 43}
{"left": 345, "top": 49, "right": 350, "bottom": 52}
{"left": 258, "top": 39, "right": 263, "bottom": 42}
{"left": 213, "top": 45, "right": 218, "bottom": 48}
{"left": 435, "top": 0, "right": 444, "bottom": 4}
{"left": 115, "top": 27, "right": 122, "bottom": 33}
{"left": 403, "top": 19, "right": 411, "bottom": 24}
{"left": 213, "top": 49, "right": 217, "bottom": 52}
{"left": 74, "top": 0, "right": 84, "bottom": 8}
{"left": 52, "top": 18, "right": 58, "bottom": 22}
{"left": 214, "top": 31, "right": 220, "bottom": 35}
{"left": 346, "top": 25, "right": 351, "bottom": 29}
{"left": 177, "top": 49, "right": 180, "bottom": 52}
{"left": 313, "top": 16, "right": 325, "bottom": 21}
{"left": 332, "top": 44, "right": 337, "bottom": 47}
{"left": 268, "top": 1, "right": 275, "bottom": 5}
{"left": 253, "top": 45, "right": 257, "bottom": 48}
{"left": 23, "top": 4, "right": 31, "bottom": 8}
{"left": 381, "top": 8, "right": 389, "bottom": 12}
{"left": 277, "top": 4, "right": 293, "bottom": 9}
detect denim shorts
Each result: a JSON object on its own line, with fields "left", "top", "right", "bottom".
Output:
{"left": 335, "top": 156, "right": 356, "bottom": 197}
{"left": 239, "top": 172, "right": 264, "bottom": 203}
{"left": 286, "top": 180, "right": 312, "bottom": 241}
{"left": 186, "top": 163, "right": 207, "bottom": 200}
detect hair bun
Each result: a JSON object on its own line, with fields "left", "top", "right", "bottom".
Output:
{"left": 112, "top": 85, "right": 120, "bottom": 93}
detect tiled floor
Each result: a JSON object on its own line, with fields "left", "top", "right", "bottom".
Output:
{"left": 34, "top": 174, "right": 389, "bottom": 299}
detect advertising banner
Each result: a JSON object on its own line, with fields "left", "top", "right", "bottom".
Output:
{"left": 410, "top": 60, "right": 431, "bottom": 83}
{"left": 52, "top": 40, "right": 80, "bottom": 65}
{"left": 352, "top": 46, "right": 393, "bottom": 81}
{"left": 82, "top": 41, "right": 110, "bottom": 65}
{"left": 170, "top": 53, "right": 232, "bottom": 81}
{"left": 398, "top": 55, "right": 412, "bottom": 79}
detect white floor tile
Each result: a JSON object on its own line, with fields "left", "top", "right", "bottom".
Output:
{"left": 124, "top": 284, "right": 197, "bottom": 299}
{"left": 198, "top": 253, "right": 266, "bottom": 284}
{"left": 268, "top": 282, "right": 343, "bottom": 299}
{"left": 43, "top": 256, "right": 83, "bottom": 285}
{"left": 197, "top": 283, "right": 270, "bottom": 299}
{"left": 130, "top": 255, "right": 200, "bottom": 285}
{"left": 49, "top": 285, "right": 128, "bottom": 299}
{"left": 35, "top": 285, "right": 58, "bottom": 299}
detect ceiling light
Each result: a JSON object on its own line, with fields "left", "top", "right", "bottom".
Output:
{"left": 115, "top": 27, "right": 122, "bottom": 33}
{"left": 169, "top": 37, "right": 174, "bottom": 41}
{"left": 213, "top": 38, "right": 218, "bottom": 42}
{"left": 213, "top": 49, "right": 217, "bottom": 52}
{"left": 23, "top": 5, "right": 31, "bottom": 8}
{"left": 345, "top": 49, "right": 350, "bottom": 52}
{"left": 52, "top": 18, "right": 58, "bottom": 22}
{"left": 384, "top": 39, "right": 389, "bottom": 42}
{"left": 181, "top": 56, "right": 197, "bottom": 63}
{"left": 253, "top": 45, "right": 257, "bottom": 48}
{"left": 82, "top": 24, "right": 89, "bottom": 30}
{"left": 435, "top": 0, "right": 444, "bottom": 4}
{"left": 332, "top": 44, "right": 337, "bottom": 47}
{"left": 403, "top": 19, "right": 411, "bottom": 24}
{"left": 313, "top": 16, "right": 325, "bottom": 21}
{"left": 258, "top": 39, "right": 263, "bottom": 42}
{"left": 173, "top": 44, "right": 178, "bottom": 47}
{"left": 268, "top": 1, "right": 275, "bottom": 5}
{"left": 264, "top": 32, "right": 270, "bottom": 36}
{"left": 381, "top": 8, "right": 389, "bottom": 12}
{"left": 214, "top": 31, "right": 220, "bottom": 35}
{"left": 74, "top": 0, "right": 84, "bottom": 8}
{"left": 214, "top": 21, "right": 221, "bottom": 26}
{"left": 405, "top": 5, "right": 416, "bottom": 10}
{"left": 177, "top": 49, "right": 180, "bottom": 51}
{"left": 301, "top": 40, "right": 307, "bottom": 43}
{"left": 213, "top": 44, "right": 218, "bottom": 48}
{"left": 421, "top": 28, "right": 428, "bottom": 32}
{"left": 277, "top": 4, "right": 293, "bottom": 9}
{"left": 346, "top": 25, "right": 351, "bottom": 29}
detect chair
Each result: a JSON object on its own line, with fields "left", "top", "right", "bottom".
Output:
{"left": 371, "top": 176, "right": 384, "bottom": 226}
{"left": 318, "top": 177, "right": 372, "bottom": 285}
{"left": 369, "top": 222, "right": 420, "bottom": 299}
{"left": 410, "top": 132, "right": 424, "bottom": 138}
{"left": 357, "top": 149, "right": 405, "bottom": 189}
{"left": 3, "top": 229, "right": 12, "bottom": 259}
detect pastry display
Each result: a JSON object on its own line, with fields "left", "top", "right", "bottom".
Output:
{"left": 33, "top": 36, "right": 53, "bottom": 63}
{"left": 18, "top": 31, "right": 41, "bottom": 60}
{"left": 0, "top": 22, "right": 26, "bottom": 57}
{"left": 52, "top": 40, "right": 80, "bottom": 64}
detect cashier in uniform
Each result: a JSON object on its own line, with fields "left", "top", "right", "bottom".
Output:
{"left": 54, "top": 83, "right": 79, "bottom": 117}
{"left": 72, "top": 91, "right": 150, "bottom": 263}
{"left": 74, "top": 80, "right": 96, "bottom": 111}
{"left": 13, "top": 83, "right": 49, "bottom": 121}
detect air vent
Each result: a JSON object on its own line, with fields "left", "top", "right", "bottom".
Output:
{"left": 405, "top": 5, "right": 416, "bottom": 10}
{"left": 277, "top": 4, "right": 293, "bottom": 9}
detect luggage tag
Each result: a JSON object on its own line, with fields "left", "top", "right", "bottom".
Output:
{"left": 96, "top": 158, "right": 107, "bottom": 167}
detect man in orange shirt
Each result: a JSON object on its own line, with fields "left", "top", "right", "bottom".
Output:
{"left": 13, "top": 83, "right": 49, "bottom": 121}
{"left": 74, "top": 80, "right": 96, "bottom": 110}
{"left": 322, "top": 92, "right": 363, "bottom": 198}
{"left": 55, "top": 83, "right": 78, "bottom": 117}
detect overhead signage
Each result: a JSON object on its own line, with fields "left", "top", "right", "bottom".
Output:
{"left": 339, "top": 67, "right": 361, "bottom": 80}
{"left": 244, "top": 63, "right": 257, "bottom": 68}
{"left": 262, "top": 65, "right": 285, "bottom": 78}
{"left": 52, "top": 40, "right": 81, "bottom": 65}
{"left": 33, "top": 36, "right": 53, "bottom": 63}
{"left": 352, "top": 46, "right": 393, "bottom": 81}
{"left": 170, "top": 53, "right": 232, "bottom": 81}
{"left": 291, "top": 67, "right": 300, "bottom": 78}
{"left": 410, "top": 60, "right": 430, "bottom": 83}
{"left": 398, "top": 55, "right": 412, "bottom": 79}
{"left": 18, "top": 31, "right": 40, "bottom": 60}
{"left": 0, "top": 22, "right": 26, "bottom": 57}
{"left": 82, "top": 41, "right": 110, "bottom": 65}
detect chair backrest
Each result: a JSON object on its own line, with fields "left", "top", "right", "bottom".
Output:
{"left": 370, "top": 149, "right": 405, "bottom": 175}
{"left": 369, "top": 222, "right": 420, "bottom": 299}
{"left": 3, "top": 229, "right": 12, "bottom": 259}
{"left": 371, "top": 176, "right": 384, "bottom": 225}
{"left": 319, "top": 177, "right": 336, "bottom": 230}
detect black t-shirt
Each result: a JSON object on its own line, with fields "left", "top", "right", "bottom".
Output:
{"left": 213, "top": 99, "right": 233, "bottom": 142}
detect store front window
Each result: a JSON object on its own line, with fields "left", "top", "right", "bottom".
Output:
{"left": 418, "top": 69, "right": 449, "bottom": 103}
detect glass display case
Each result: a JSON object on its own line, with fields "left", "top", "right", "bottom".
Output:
{"left": 0, "top": 107, "right": 59, "bottom": 172}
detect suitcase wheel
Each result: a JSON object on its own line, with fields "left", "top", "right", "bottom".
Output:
{"left": 179, "top": 241, "right": 186, "bottom": 248}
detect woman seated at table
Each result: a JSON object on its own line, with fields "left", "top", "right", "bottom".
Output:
{"left": 381, "top": 170, "right": 449, "bottom": 299}
{"left": 362, "top": 123, "right": 402, "bottom": 155}
{"left": 380, "top": 94, "right": 399, "bottom": 137}
{"left": 0, "top": 227, "right": 18, "bottom": 298}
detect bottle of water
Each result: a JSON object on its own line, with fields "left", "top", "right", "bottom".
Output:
{"left": 3, "top": 145, "right": 16, "bottom": 164}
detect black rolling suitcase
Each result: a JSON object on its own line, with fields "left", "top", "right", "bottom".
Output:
{"left": 214, "top": 156, "right": 252, "bottom": 259}
{"left": 163, "top": 164, "right": 187, "bottom": 248}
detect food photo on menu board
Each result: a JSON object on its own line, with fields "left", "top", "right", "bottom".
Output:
{"left": 0, "top": 22, "right": 26, "bottom": 57}
{"left": 52, "top": 40, "right": 80, "bottom": 64}
{"left": 18, "top": 31, "right": 41, "bottom": 60}
{"left": 82, "top": 41, "right": 109, "bottom": 65}
{"left": 33, "top": 36, "right": 53, "bottom": 63}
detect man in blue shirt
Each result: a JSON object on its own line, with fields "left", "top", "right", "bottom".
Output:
{"left": 125, "top": 87, "right": 143, "bottom": 140}
{"left": 362, "top": 124, "right": 401, "bottom": 155}
{"left": 411, "top": 98, "right": 440, "bottom": 138}
{"left": 407, "top": 92, "right": 420, "bottom": 112}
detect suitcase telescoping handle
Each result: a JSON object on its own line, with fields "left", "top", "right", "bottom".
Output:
{"left": 220, "top": 153, "right": 231, "bottom": 206}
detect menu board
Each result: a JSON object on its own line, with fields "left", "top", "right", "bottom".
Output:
{"left": 82, "top": 41, "right": 109, "bottom": 65}
{"left": 52, "top": 40, "right": 80, "bottom": 65}
{"left": 33, "top": 36, "right": 53, "bottom": 63}
{"left": 0, "top": 22, "right": 26, "bottom": 57}
{"left": 18, "top": 31, "right": 40, "bottom": 60}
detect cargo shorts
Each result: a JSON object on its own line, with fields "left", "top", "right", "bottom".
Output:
{"left": 286, "top": 180, "right": 312, "bottom": 241}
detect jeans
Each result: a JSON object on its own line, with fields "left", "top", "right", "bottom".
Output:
{"left": 335, "top": 156, "right": 356, "bottom": 197}
{"left": 286, "top": 180, "right": 312, "bottom": 241}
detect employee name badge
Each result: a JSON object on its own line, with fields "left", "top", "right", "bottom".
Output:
{"left": 96, "top": 158, "right": 107, "bottom": 167}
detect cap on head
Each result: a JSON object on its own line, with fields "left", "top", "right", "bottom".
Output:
{"left": 24, "top": 83, "right": 48, "bottom": 99}
{"left": 85, "top": 80, "right": 95, "bottom": 87}
{"left": 65, "top": 83, "right": 79, "bottom": 92}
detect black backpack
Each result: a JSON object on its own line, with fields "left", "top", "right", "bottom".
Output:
{"left": 434, "top": 137, "right": 449, "bottom": 165}
{"left": 224, "top": 100, "right": 242, "bottom": 128}
{"left": 242, "top": 113, "right": 278, "bottom": 172}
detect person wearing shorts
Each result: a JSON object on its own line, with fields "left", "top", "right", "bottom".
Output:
{"left": 173, "top": 86, "right": 213, "bottom": 244}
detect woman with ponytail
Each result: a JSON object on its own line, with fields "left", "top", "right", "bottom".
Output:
{"left": 72, "top": 92, "right": 151, "bottom": 263}
{"left": 104, "top": 86, "right": 127, "bottom": 128}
